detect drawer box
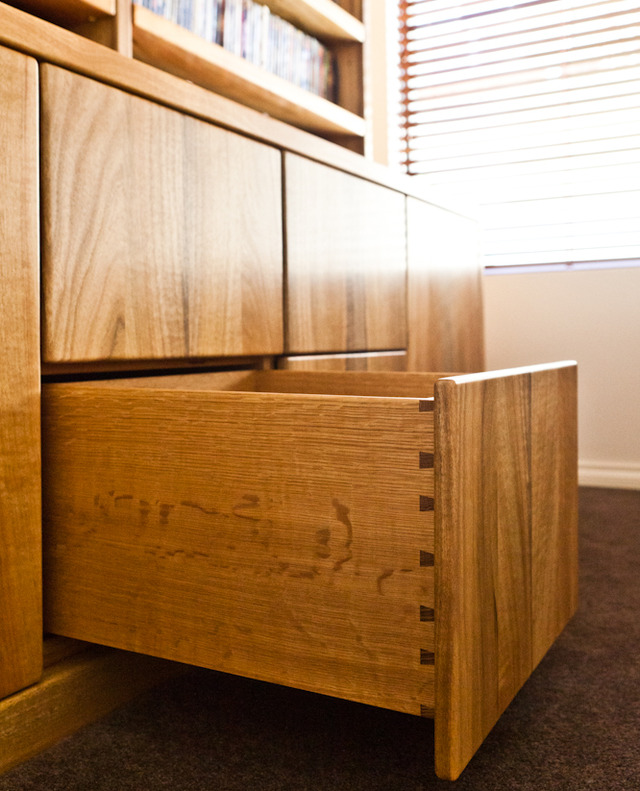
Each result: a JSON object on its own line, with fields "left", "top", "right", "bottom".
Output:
{"left": 42, "top": 363, "right": 577, "bottom": 780}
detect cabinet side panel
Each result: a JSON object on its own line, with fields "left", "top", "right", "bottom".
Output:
{"left": 43, "top": 386, "right": 433, "bottom": 716}
{"left": 0, "top": 45, "right": 42, "bottom": 698}
{"left": 406, "top": 198, "right": 484, "bottom": 373}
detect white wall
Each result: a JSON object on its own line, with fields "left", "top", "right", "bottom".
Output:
{"left": 483, "top": 267, "right": 640, "bottom": 489}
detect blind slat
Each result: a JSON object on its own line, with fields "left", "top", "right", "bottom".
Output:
{"left": 407, "top": 72, "right": 640, "bottom": 122}
{"left": 399, "top": 0, "right": 640, "bottom": 267}
{"left": 407, "top": 0, "right": 639, "bottom": 44}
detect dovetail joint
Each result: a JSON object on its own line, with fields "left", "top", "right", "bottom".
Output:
{"left": 419, "top": 550, "right": 434, "bottom": 567}
{"left": 420, "top": 606, "right": 434, "bottom": 622}
{"left": 420, "top": 649, "right": 435, "bottom": 665}
{"left": 420, "top": 495, "right": 434, "bottom": 511}
{"left": 419, "top": 451, "right": 434, "bottom": 469}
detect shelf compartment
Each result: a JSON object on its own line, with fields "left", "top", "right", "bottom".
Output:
{"left": 132, "top": 4, "right": 366, "bottom": 139}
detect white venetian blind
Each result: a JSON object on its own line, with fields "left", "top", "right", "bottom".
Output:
{"left": 398, "top": 0, "right": 640, "bottom": 269}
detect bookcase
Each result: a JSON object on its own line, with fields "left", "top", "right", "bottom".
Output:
{"left": 6, "top": 0, "right": 368, "bottom": 152}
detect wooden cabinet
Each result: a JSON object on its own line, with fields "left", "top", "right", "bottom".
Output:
{"left": 0, "top": 5, "right": 493, "bottom": 778}
{"left": 41, "top": 65, "right": 283, "bottom": 363}
{"left": 407, "top": 198, "right": 485, "bottom": 372}
{"left": 285, "top": 153, "right": 407, "bottom": 354}
{"left": 0, "top": 44, "right": 42, "bottom": 699}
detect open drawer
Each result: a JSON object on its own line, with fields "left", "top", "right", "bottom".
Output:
{"left": 42, "top": 363, "right": 578, "bottom": 780}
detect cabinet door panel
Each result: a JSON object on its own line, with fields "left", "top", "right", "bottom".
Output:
{"left": 0, "top": 45, "right": 42, "bottom": 699}
{"left": 406, "top": 199, "right": 484, "bottom": 372}
{"left": 285, "top": 153, "right": 406, "bottom": 353}
{"left": 41, "top": 65, "right": 283, "bottom": 362}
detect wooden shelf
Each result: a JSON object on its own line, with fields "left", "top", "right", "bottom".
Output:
{"left": 132, "top": 5, "right": 366, "bottom": 139}
{"left": 263, "top": 0, "right": 365, "bottom": 43}
{"left": 6, "top": 0, "right": 114, "bottom": 27}
{"left": 4, "top": 0, "right": 367, "bottom": 149}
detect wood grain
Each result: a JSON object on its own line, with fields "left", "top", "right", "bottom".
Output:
{"left": 0, "top": 44, "right": 42, "bottom": 700}
{"left": 132, "top": 6, "right": 366, "bottom": 138}
{"left": 68, "top": 368, "right": 443, "bottom": 399}
{"left": 434, "top": 362, "right": 578, "bottom": 780}
{"left": 0, "top": 647, "right": 181, "bottom": 774}
{"left": 41, "top": 64, "right": 283, "bottom": 362}
{"left": 73, "top": 0, "right": 132, "bottom": 55}
{"left": 113, "top": 0, "right": 132, "bottom": 55}
{"left": 337, "top": 0, "right": 363, "bottom": 20}
{"left": 43, "top": 372, "right": 436, "bottom": 716}
{"left": 530, "top": 365, "right": 579, "bottom": 664}
{"left": 285, "top": 153, "right": 407, "bottom": 353}
{"left": 279, "top": 351, "right": 407, "bottom": 372}
{"left": 406, "top": 198, "right": 484, "bottom": 373}
{"left": 0, "top": 2, "right": 466, "bottom": 204}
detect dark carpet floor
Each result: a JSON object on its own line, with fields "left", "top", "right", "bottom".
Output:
{"left": 3, "top": 487, "right": 639, "bottom": 789}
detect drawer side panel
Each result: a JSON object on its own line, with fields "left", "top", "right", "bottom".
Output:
{"left": 43, "top": 386, "right": 434, "bottom": 715}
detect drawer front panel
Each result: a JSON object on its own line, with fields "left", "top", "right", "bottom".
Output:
{"left": 41, "top": 65, "right": 283, "bottom": 363}
{"left": 43, "top": 371, "right": 435, "bottom": 716}
{"left": 285, "top": 153, "right": 407, "bottom": 354}
{"left": 406, "top": 198, "right": 484, "bottom": 372}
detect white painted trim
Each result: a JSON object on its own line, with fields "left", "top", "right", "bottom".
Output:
{"left": 579, "top": 461, "right": 640, "bottom": 490}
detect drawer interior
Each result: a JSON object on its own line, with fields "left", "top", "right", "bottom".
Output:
{"left": 42, "top": 369, "right": 438, "bottom": 717}
{"left": 74, "top": 368, "right": 446, "bottom": 399}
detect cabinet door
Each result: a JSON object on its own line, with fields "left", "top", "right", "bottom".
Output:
{"left": 41, "top": 65, "right": 283, "bottom": 363}
{"left": 406, "top": 198, "right": 484, "bottom": 372}
{"left": 0, "top": 45, "right": 42, "bottom": 698}
{"left": 285, "top": 153, "right": 407, "bottom": 353}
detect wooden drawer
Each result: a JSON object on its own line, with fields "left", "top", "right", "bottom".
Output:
{"left": 42, "top": 363, "right": 578, "bottom": 780}
{"left": 40, "top": 65, "right": 283, "bottom": 363}
{"left": 284, "top": 153, "right": 407, "bottom": 354}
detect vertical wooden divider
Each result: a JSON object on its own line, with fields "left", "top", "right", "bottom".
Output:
{"left": 0, "top": 45, "right": 42, "bottom": 699}
{"left": 114, "top": 0, "right": 133, "bottom": 56}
